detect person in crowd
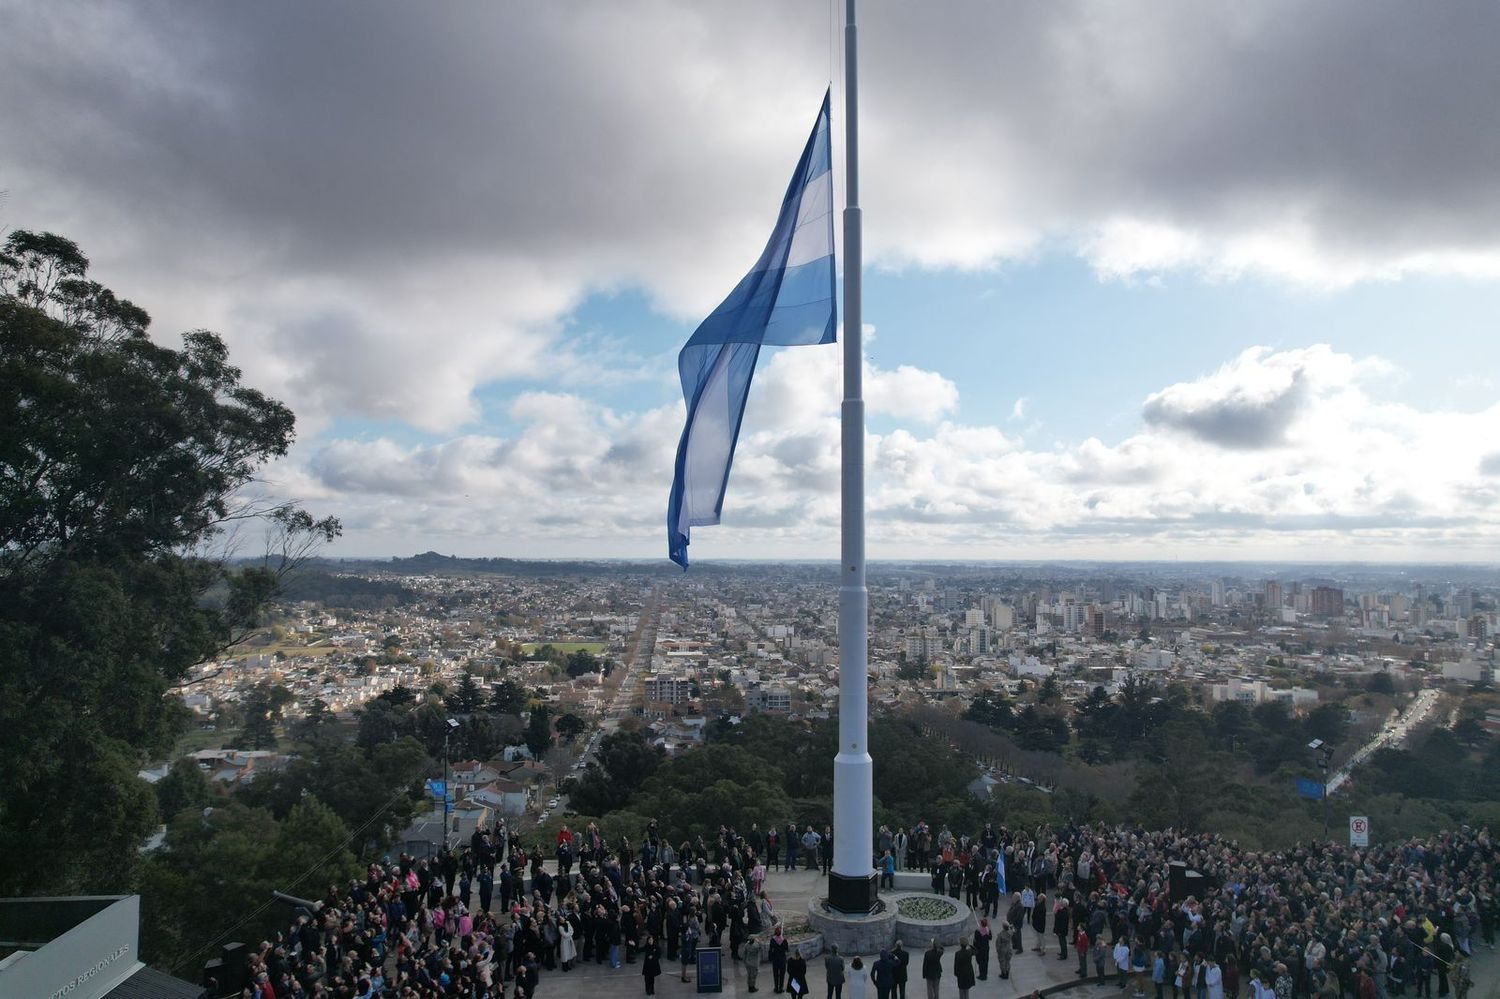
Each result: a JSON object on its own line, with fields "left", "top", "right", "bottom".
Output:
{"left": 873, "top": 949, "right": 897, "bottom": 999}
{"left": 770, "top": 924, "right": 790, "bottom": 994}
{"left": 1116, "top": 937, "right": 1134, "bottom": 990}
{"left": 849, "top": 955, "right": 869, "bottom": 999}
{"left": 953, "top": 936, "right": 977, "bottom": 999}
{"left": 974, "top": 916, "right": 993, "bottom": 981}
{"left": 922, "top": 939, "right": 945, "bottom": 999}
{"left": 826, "top": 944, "right": 847, "bottom": 999}
{"left": 746, "top": 932, "right": 764, "bottom": 994}
{"left": 1055, "top": 895, "right": 1072, "bottom": 960}
{"left": 996, "top": 922, "right": 1014, "bottom": 980}
{"left": 788, "top": 945, "right": 810, "bottom": 998}
{"left": 802, "top": 826, "right": 822, "bottom": 871}
{"left": 1008, "top": 894, "right": 1026, "bottom": 953}
{"left": 642, "top": 933, "right": 662, "bottom": 995}
{"left": 1031, "top": 892, "right": 1049, "bottom": 953}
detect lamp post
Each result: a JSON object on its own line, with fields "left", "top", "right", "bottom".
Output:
{"left": 444, "top": 717, "right": 459, "bottom": 849}
{"left": 1309, "top": 738, "right": 1333, "bottom": 839}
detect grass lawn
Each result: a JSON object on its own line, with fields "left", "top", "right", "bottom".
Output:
{"left": 229, "top": 643, "right": 337, "bottom": 659}
{"left": 172, "top": 726, "right": 233, "bottom": 756}
{"left": 521, "top": 641, "right": 606, "bottom": 656}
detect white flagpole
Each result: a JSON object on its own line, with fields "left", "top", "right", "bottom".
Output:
{"left": 830, "top": 0, "right": 877, "bottom": 914}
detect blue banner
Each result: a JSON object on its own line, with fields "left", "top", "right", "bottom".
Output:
{"left": 1296, "top": 777, "right": 1325, "bottom": 800}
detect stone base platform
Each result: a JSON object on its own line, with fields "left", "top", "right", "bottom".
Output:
{"left": 805, "top": 897, "right": 898, "bottom": 958}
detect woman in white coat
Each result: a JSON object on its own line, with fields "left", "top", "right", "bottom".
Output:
{"left": 1205, "top": 957, "right": 1225, "bottom": 999}
{"left": 848, "top": 955, "right": 869, "bottom": 999}
{"left": 558, "top": 917, "right": 578, "bottom": 971}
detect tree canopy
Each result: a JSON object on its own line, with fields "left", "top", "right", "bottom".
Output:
{"left": 0, "top": 229, "right": 338, "bottom": 895}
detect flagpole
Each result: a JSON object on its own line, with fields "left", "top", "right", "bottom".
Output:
{"left": 830, "top": 0, "right": 877, "bottom": 915}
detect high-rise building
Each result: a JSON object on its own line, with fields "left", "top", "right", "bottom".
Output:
{"left": 1264, "top": 581, "right": 1283, "bottom": 610}
{"left": 644, "top": 673, "right": 694, "bottom": 705}
{"left": 1085, "top": 605, "right": 1106, "bottom": 638}
{"left": 905, "top": 628, "right": 941, "bottom": 663}
{"left": 1310, "top": 586, "right": 1345, "bottom": 618}
{"left": 1211, "top": 580, "right": 1225, "bottom": 608}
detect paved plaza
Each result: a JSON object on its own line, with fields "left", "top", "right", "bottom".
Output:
{"left": 509, "top": 866, "right": 1098, "bottom": 999}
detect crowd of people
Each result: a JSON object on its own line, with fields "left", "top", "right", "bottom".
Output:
{"left": 858, "top": 820, "right": 1493, "bottom": 999}
{"left": 226, "top": 815, "right": 1496, "bottom": 999}
{"left": 226, "top": 818, "right": 787, "bottom": 999}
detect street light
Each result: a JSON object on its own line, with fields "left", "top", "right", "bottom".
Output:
{"left": 444, "top": 717, "right": 460, "bottom": 849}
{"left": 1308, "top": 738, "right": 1333, "bottom": 839}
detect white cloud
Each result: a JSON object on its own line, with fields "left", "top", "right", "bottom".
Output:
{"left": 286, "top": 344, "right": 1500, "bottom": 560}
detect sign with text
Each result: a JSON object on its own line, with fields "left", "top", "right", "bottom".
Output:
{"left": 1349, "top": 815, "right": 1370, "bottom": 847}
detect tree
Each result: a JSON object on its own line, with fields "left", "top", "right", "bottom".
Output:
{"left": 356, "top": 699, "right": 411, "bottom": 751}
{"left": 565, "top": 650, "right": 601, "bottom": 678}
{"left": 233, "top": 682, "right": 293, "bottom": 750}
{"left": 525, "top": 705, "right": 554, "bottom": 758}
{"left": 1014, "top": 705, "right": 1070, "bottom": 754}
{"left": 964, "top": 689, "right": 1015, "bottom": 730}
{"left": 1038, "top": 675, "right": 1062, "bottom": 704}
{"left": 568, "top": 729, "right": 665, "bottom": 814}
{"left": 139, "top": 797, "right": 361, "bottom": 975}
{"left": 237, "top": 738, "right": 426, "bottom": 857}
{"left": 489, "top": 679, "right": 529, "bottom": 715}
{"left": 377, "top": 684, "right": 416, "bottom": 707}
{"left": 155, "top": 758, "right": 211, "bottom": 821}
{"left": 1303, "top": 702, "right": 1351, "bottom": 748}
{"left": 556, "top": 712, "right": 588, "bottom": 742}
{"left": 454, "top": 714, "right": 505, "bottom": 761}
{"left": 291, "top": 697, "right": 336, "bottom": 746}
{"left": 0, "top": 230, "right": 338, "bottom": 896}
{"left": 446, "top": 672, "right": 485, "bottom": 715}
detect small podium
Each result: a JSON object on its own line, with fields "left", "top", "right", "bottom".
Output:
{"left": 695, "top": 946, "right": 722, "bottom": 993}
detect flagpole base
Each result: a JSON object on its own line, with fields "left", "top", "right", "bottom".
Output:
{"left": 827, "top": 871, "right": 880, "bottom": 915}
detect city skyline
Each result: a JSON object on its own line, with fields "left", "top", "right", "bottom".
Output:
{"left": 5, "top": 2, "right": 1500, "bottom": 560}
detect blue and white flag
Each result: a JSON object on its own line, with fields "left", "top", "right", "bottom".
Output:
{"left": 995, "top": 853, "right": 1007, "bottom": 896}
{"left": 667, "top": 91, "right": 837, "bottom": 568}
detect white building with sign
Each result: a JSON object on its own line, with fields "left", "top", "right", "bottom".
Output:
{"left": 0, "top": 895, "right": 200, "bottom": 998}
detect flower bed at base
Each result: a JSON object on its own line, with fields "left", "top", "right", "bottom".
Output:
{"left": 896, "top": 895, "right": 958, "bottom": 921}
{"left": 889, "top": 891, "right": 977, "bottom": 948}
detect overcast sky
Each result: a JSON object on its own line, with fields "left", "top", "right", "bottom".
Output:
{"left": 5, "top": 1, "right": 1500, "bottom": 562}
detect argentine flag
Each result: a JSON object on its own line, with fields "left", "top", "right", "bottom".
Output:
{"left": 667, "top": 91, "right": 837, "bottom": 568}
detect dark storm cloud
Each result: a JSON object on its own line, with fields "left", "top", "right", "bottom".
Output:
{"left": 1141, "top": 370, "right": 1308, "bottom": 449}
